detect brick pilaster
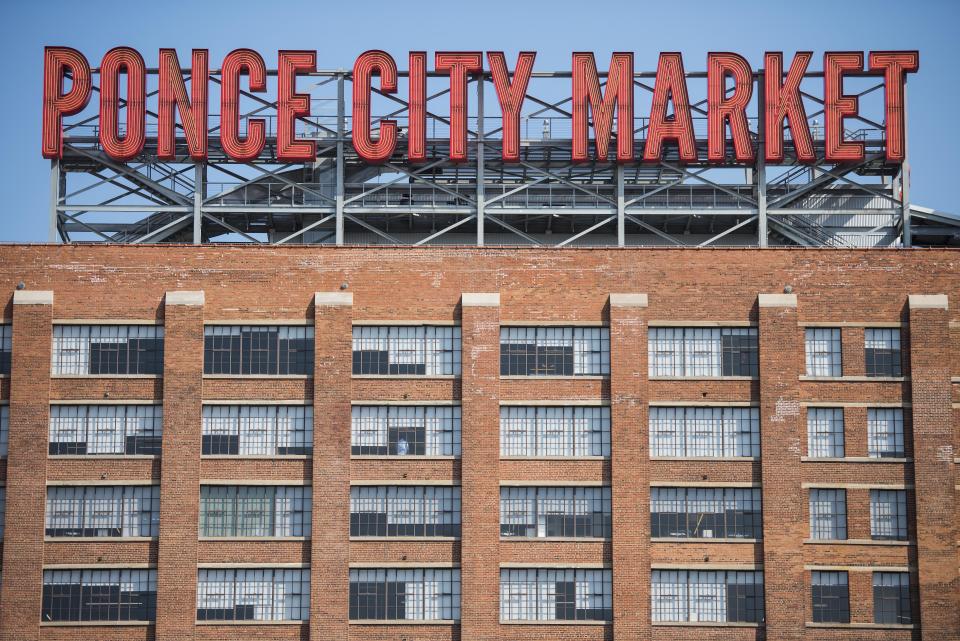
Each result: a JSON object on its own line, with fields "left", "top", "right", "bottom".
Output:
{"left": 907, "top": 294, "right": 959, "bottom": 639}
{"left": 0, "top": 290, "right": 52, "bottom": 641}
{"left": 310, "top": 292, "right": 353, "bottom": 639}
{"left": 155, "top": 290, "right": 205, "bottom": 641}
{"left": 459, "top": 292, "right": 500, "bottom": 641}
{"left": 609, "top": 293, "right": 650, "bottom": 640}
{"left": 757, "top": 293, "right": 805, "bottom": 640}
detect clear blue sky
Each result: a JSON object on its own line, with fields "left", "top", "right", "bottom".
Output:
{"left": 1, "top": 0, "right": 957, "bottom": 241}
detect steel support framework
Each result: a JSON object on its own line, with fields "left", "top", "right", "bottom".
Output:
{"left": 50, "top": 64, "right": 959, "bottom": 247}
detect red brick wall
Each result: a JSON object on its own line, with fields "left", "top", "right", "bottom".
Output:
{"left": 156, "top": 293, "right": 204, "bottom": 641}
{"left": 0, "top": 245, "right": 955, "bottom": 641}
{"left": 0, "top": 293, "right": 52, "bottom": 641}
{"left": 460, "top": 295, "right": 501, "bottom": 641}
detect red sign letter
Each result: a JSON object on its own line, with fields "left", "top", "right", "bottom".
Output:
{"left": 869, "top": 50, "right": 919, "bottom": 163}
{"left": 221, "top": 49, "right": 267, "bottom": 162}
{"left": 277, "top": 50, "right": 317, "bottom": 162}
{"left": 158, "top": 48, "right": 209, "bottom": 160}
{"left": 572, "top": 52, "right": 634, "bottom": 162}
{"left": 707, "top": 52, "right": 754, "bottom": 163}
{"left": 764, "top": 52, "right": 815, "bottom": 164}
{"left": 824, "top": 51, "right": 865, "bottom": 163}
{"left": 42, "top": 47, "right": 91, "bottom": 159}
{"left": 643, "top": 52, "right": 696, "bottom": 163}
{"left": 408, "top": 52, "right": 427, "bottom": 162}
{"left": 435, "top": 52, "right": 483, "bottom": 162}
{"left": 489, "top": 51, "right": 536, "bottom": 163}
{"left": 99, "top": 47, "right": 146, "bottom": 161}
{"left": 352, "top": 50, "right": 398, "bottom": 164}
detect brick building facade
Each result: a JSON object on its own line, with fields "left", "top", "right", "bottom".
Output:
{"left": 0, "top": 244, "right": 956, "bottom": 641}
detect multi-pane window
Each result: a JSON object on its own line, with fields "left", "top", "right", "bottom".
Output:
{"left": 202, "top": 405, "right": 312, "bottom": 456}
{"left": 204, "top": 326, "right": 313, "bottom": 375}
{"left": 500, "top": 487, "right": 611, "bottom": 539}
{"left": 870, "top": 490, "right": 908, "bottom": 541}
{"left": 42, "top": 569, "right": 157, "bottom": 622}
{"left": 650, "top": 488, "right": 762, "bottom": 539}
{"left": 648, "top": 327, "right": 758, "bottom": 378}
{"left": 349, "top": 568, "right": 460, "bottom": 621}
{"left": 0, "top": 325, "right": 10, "bottom": 375}
{"left": 500, "top": 568, "right": 611, "bottom": 621}
{"left": 809, "top": 489, "right": 847, "bottom": 540}
{"left": 49, "top": 405, "right": 162, "bottom": 456}
{"left": 500, "top": 327, "right": 609, "bottom": 376}
{"left": 807, "top": 408, "right": 845, "bottom": 458}
{"left": 651, "top": 570, "right": 764, "bottom": 623}
{"left": 805, "top": 328, "right": 842, "bottom": 377}
{"left": 0, "top": 486, "right": 5, "bottom": 540}
{"left": 873, "top": 572, "right": 911, "bottom": 624}
{"left": 649, "top": 407, "right": 760, "bottom": 458}
{"left": 812, "top": 571, "right": 850, "bottom": 623}
{"left": 199, "top": 486, "right": 311, "bottom": 537}
{"left": 53, "top": 326, "right": 164, "bottom": 376}
{"left": 868, "top": 409, "right": 905, "bottom": 458}
{"left": 500, "top": 406, "right": 610, "bottom": 457}
{"left": 197, "top": 568, "right": 310, "bottom": 622}
{"left": 351, "top": 406, "right": 460, "bottom": 456}
{"left": 350, "top": 486, "right": 460, "bottom": 537}
{"left": 353, "top": 326, "right": 460, "bottom": 376}
{"left": 0, "top": 406, "right": 8, "bottom": 456}
{"left": 45, "top": 486, "right": 159, "bottom": 538}
{"left": 864, "top": 329, "right": 902, "bottom": 377}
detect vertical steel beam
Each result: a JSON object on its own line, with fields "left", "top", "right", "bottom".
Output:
{"left": 193, "top": 163, "right": 204, "bottom": 244}
{"left": 901, "top": 81, "right": 912, "bottom": 247}
{"left": 336, "top": 72, "right": 346, "bottom": 245}
{"left": 48, "top": 159, "right": 60, "bottom": 243}
{"left": 616, "top": 164, "right": 625, "bottom": 246}
{"left": 476, "top": 76, "right": 485, "bottom": 246}
{"left": 757, "top": 71, "right": 768, "bottom": 247}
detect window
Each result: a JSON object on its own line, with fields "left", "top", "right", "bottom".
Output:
{"left": 807, "top": 408, "right": 844, "bottom": 458}
{"left": 350, "top": 486, "right": 460, "bottom": 537}
{"left": 52, "top": 326, "right": 163, "bottom": 375}
{"left": 0, "top": 325, "right": 10, "bottom": 375}
{"left": 351, "top": 406, "right": 460, "bottom": 456}
{"left": 200, "top": 486, "right": 311, "bottom": 537}
{"left": 202, "top": 406, "right": 311, "bottom": 456}
{"left": 865, "top": 329, "right": 902, "bottom": 377}
{"left": 651, "top": 570, "right": 764, "bottom": 623}
{"left": 49, "top": 405, "right": 162, "bottom": 456}
{"left": 501, "top": 406, "right": 610, "bottom": 457}
{"left": 353, "top": 326, "right": 460, "bottom": 376}
{"left": 500, "top": 327, "right": 609, "bottom": 376}
{"left": 0, "top": 406, "right": 8, "bottom": 456}
{"left": 45, "top": 486, "right": 159, "bottom": 538}
{"left": 649, "top": 407, "right": 760, "bottom": 458}
{"left": 868, "top": 409, "right": 905, "bottom": 458}
{"left": 204, "top": 326, "right": 313, "bottom": 375}
{"left": 809, "top": 489, "right": 847, "bottom": 540}
{"left": 870, "top": 490, "right": 908, "bottom": 541}
{"left": 805, "top": 328, "right": 841, "bottom": 377}
{"left": 500, "top": 568, "right": 611, "bottom": 621}
{"left": 812, "top": 571, "right": 849, "bottom": 623}
{"left": 873, "top": 572, "right": 911, "bottom": 624}
{"left": 0, "top": 486, "right": 5, "bottom": 540}
{"left": 349, "top": 568, "right": 459, "bottom": 621}
{"left": 197, "top": 568, "right": 310, "bottom": 622}
{"left": 500, "top": 487, "right": 611, "bottom": 538}
{"left": 42, "top": 569, "right": 157, "bottom": 622}
{"left": 648, "top": 327, "right": 758, "bottom": 378}
{"left": 650, "top": 488, "right": 762, "bottom": 539}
